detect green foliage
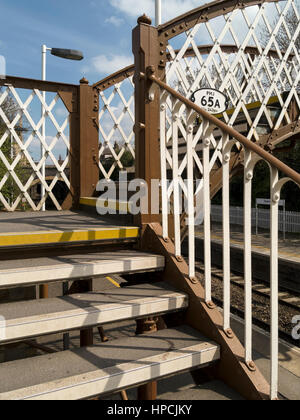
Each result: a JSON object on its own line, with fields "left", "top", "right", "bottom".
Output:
{"left": 212, "top": 141, "right": 300, "bottom": 211}
{"left": 100, "top": 142, "right": 135, "bottom": 181}
{"left": 0, "top": 91, "right": 29, "bottom": 209}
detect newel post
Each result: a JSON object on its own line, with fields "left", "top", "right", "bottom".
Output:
{"left": 78, "top": 77, "right": 100, "bottom": 201}
{"left": 133, "top": 14, "right": 164, "bottom": 227}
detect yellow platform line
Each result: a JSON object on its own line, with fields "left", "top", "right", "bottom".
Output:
{"left": 106, "top": 276, "right": 121, "bottom": 288}
{"left": 0, "top": 227, "right": 139, "bottom": 247}
{"left": 80, "top": 197, "right": 132, "bottom": 213}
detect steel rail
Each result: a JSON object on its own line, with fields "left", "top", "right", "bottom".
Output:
{"left": 195, "top": 262, "right": 300, "bottom": 311}
{"left": 210, "top": 294, "right": 300, "bottom": 349}
{"left": 147, "top": 71, "right": 300, "bottom": 186}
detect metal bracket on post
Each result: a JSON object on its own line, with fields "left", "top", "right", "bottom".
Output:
{"left": 224, "top": 329, "right": 235, "bottom": 339}
{"left": 246, "top": 361, "right": 257, "bottom": 372}
{"left": 206, "top": 301, "right": 216, "bottom": 310}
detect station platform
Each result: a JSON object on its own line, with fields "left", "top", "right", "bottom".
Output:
{"left": 0, "top": 211, "right": 139, "bottom": 248}
{"left": 196, "top": 224, "right": 300, "bottom": 265}
{"left": 193, "top": 224, "right": 300, "bottom": 293}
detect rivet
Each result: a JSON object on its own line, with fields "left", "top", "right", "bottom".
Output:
{"left": 206, "top": 301, "right": 216, "bottom": 310}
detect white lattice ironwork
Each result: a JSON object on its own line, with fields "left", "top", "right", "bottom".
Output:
{"left": 97, "top": 75, "right": 135, "bottom": 180}
{"left": 0, "top": 84, "right": 70, "bottom": 211}
{"left": 159, "top": 85, "right": 300, "bottom": 401}
{"left": 157, "top": 0, "right": 300, "bottom": 400}
{"left": 166, "top": 0, "right": 300, "bottom": 146}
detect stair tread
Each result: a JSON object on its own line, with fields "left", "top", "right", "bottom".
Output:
{"left": 0, "top": 251, "right": 165, "bottom": 288}
{"left": 0, "top": 326, "right": 220, "bottom": 400}
{"left": 0, "top": 283, "right": 188, "bottom": 343}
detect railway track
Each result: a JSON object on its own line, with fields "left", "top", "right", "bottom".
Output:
{"left": 195, "top": 262, "right": 300, "bottom": 311}
{"left": 195, "top": 261, "right": 300, "bottom": 348}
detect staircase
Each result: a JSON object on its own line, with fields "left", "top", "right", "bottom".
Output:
{"left": 0, "top": 218, "right": 221, "bottom": 401}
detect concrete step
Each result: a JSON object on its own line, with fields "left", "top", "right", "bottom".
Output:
{"left": 0, "top": 283, "right": 188, "bottom": 344}
{"left": 0, "top": 211, "right": 139, "bottom": 250}
{"left": 0, "top": 226, "right": 139, "bottom": 249}
{"left": 0, "top": 251, "right": 165, "bottom": 289}
{"left": 0, "top": 326, "right": 220, "bottom": 400}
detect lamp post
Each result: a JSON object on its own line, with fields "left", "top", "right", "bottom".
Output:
{"left": 40, "top": 45, "right": 83, "bottom": 211}
{"left": 155, "top": 0, "right": 162, "bottom": 26}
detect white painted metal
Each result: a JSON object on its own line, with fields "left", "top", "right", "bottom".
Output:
{"left": 203, "top": 124, "right": 212, "bottom": 303}
{"left": 0, "top": 252, "right": 165, "bottom": 288}
{"left": 0, "top": 81, "right": 71, "bottom": 211}
{"left": 243, "top": 150, "right": 254, "bottom": 364}
{"left": 172, "top": 101, "right": 182, "bottom": 258}
{"left": 222, "top": 134, "right": 231, "bottom": 331}
{"left": 166, "top": 0, "right": 300, "bottom": 144}
{"left": 98, "top": 76, "right": 135, "bottom": 180}
{"left": 187, "top": 113, "right": 196, "bottom": 279}
{"left": 41, "top": 44, "right": 47, "bottom": 212}
{"left": 160, "top": 96, "right": 169, "bottom": 239}
{"left": 211, "top": 205, "right": 300, "bottom": 234}
{"left": 270, "top": 167, "right": 279, "bottom": 400}
{"left": 159, "top": 2, "right": 300, "bottom": 399}
{"left": 155, "top": 0, "right": 162, "bottom": 26}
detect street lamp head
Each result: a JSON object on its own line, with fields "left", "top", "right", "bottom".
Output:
{"left": 50, "top": 48, "right": 84, "bottom": 61}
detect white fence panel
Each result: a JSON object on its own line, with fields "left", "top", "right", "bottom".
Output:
{"left": 211, "top": 205, "right": 300, "bottom": 233}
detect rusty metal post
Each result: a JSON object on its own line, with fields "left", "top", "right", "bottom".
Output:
{"left": 39, "top": 284, "right": 49, "bottom": 299}
{"left": 59, "top": 87, "right": 80, "bottom": 210}
{"left": 133, "top": 15, "right": 163, "bottom": 228}
{"left": 79, "top": 278, "right": 94, "bottom": 347}
{"left": 136, "top": 316, "right": 158, "bottom": 401}
{"left": 138, "top": 382, "right": 158, "bottom": 401}
{"left": 78, "top": 78, "right": 99, "bottom": 200}
{"left": 132, "top": 14, "right": 166, "bottom": 401}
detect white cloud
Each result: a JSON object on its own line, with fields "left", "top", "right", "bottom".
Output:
{"left": 89, "top": 54, "right": 132, "bottom": 75}
{"left": 105, "top": 16, "right": 124, "bottom": 27}
{"left": 109, "top": 0, "right": 206, "bottom": 22}
{"left": 55, "top": 107, "right": 68, "bottom": 118}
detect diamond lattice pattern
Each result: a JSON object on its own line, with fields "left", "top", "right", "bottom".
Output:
{"left": 166, "top": 0, "right": 300, "bottom": 148}
{"left": 98, "top": 76, "right": 135, "bottom": 180}
{"left": 0, "top": 85, "right": 70, "bottom": 211}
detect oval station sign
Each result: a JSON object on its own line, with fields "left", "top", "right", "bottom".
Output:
{"left": 191, "top": 88, "right": 229, "bottom": 115}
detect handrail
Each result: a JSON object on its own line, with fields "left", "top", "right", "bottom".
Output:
{"left": 147, "top": 70, "right": 300, "bottom": 186}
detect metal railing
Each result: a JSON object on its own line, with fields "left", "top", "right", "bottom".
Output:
{"left": 211, "top": 204, "right": 300, "bottom": 234}
{"left": 0, "top": 76, "right": 77, "bottom": 211}
{"left": 93, "top": 66, "right": 135, "bottom": 180}
{"left": 147, "top": 70, "right": 300, "bottom": 400}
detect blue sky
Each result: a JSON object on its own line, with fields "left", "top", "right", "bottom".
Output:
{"left": 0, "top": 0, "right": 205, "bottom": 85}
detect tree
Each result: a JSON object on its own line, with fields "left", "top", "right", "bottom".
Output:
{"left": 0, "top": 88, "right": 29, "bottom": 209}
